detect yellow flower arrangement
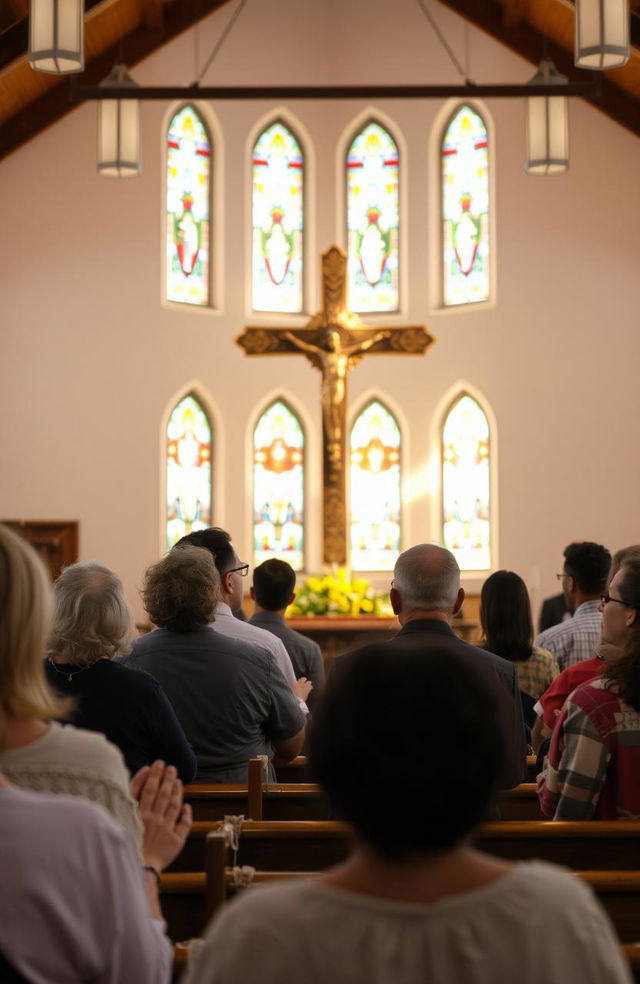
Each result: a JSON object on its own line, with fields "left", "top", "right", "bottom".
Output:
{"left": 286, "top": 568, "right": 393, "bottom": 617}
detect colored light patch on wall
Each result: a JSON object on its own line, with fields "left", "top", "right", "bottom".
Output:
{"left": 350, "top": 400, "right": 401, "bottom": 570}
{"left": 442, "top": 395, "right": 491, "bottom": 570}
{"left": 254, "top": 400, "right": 304, "bottom": 570}
{"left": 252, "top": 122, "right": 304, "bottom": 313}
{"left": 166, "top": 106, "right": 211, "bottom": 306}
{"left": 441, "top": 105, "right": 490, "bottom": 307}
{"left": 166, "top": 394, "right": 212, "bottom": 550}
{"left": 346, "top": 122, "right": 400, "bottom": 313}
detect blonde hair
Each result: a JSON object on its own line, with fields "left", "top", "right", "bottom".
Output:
{"left": 0, "top": 524, "right": 70, "bottom": 742}
{"left": 49, "top": 563, "right": 133, "bottom": 665}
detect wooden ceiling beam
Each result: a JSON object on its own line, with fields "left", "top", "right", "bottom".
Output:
{"left": 436, "top": 0, "right": 640, "bottom": 136}
{"left": 0, "top": 0, "right": 233, "bottom": 162}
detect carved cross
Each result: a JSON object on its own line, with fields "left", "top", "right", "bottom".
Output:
{"left": 236, "top": 245, "right": 435, "bottom": 567}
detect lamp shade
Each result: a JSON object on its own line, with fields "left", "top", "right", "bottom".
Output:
{"left": 575, "top": 0, "right": 629, "bottom": 70}
{"left": 525, "top": 60, "right": 569, "bottom": 175}
{"left": 97, "top": 65, "right": 141, "bottom": 178}
{"left": 29, "top": 0, "right": 84, "bottom": 74}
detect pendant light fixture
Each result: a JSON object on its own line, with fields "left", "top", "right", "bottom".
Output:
{"left": 525, "top": 60, "right": 569, "bottom": 175}
{"left": 28, "top": 0, "right": 84, "bottom": 74}
{"left": 97, "top": 65, "right": 141, "bottom": 178}
{"left": 574, "top": 0, "right": 630, "bottom": 70}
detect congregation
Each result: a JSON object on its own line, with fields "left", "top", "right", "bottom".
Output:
{"left": 1, "top": 521, "right": 639, "bottom": 982}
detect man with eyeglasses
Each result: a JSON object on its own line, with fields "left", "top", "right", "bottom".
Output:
{"left": 533, "top": 541, "right": 611, "bottom": 672}
{"left": 177, "top": 528, "right": 311, "bottom": 712}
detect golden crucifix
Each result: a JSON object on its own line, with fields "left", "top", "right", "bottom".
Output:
{"left": 236, "top": 246, "right": 435, "bottom": 566}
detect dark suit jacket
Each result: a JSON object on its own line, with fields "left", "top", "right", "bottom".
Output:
{"left": 538, "top": 593, "right": 571, "bottom": 634}
{"left": 345, "top": 619, "right": 528, "bottom": 788}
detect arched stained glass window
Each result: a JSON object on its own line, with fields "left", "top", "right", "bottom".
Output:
{"left": 253, "top": 400, "right": 304, "bottom": 570}
{"left": 442, "top": 395, "right": 491, "bottom": 571}
{"left": 166, "top": 105, "right": 211, "bottom": 306}
{"left": 441, "top": 105, "right": 490, "bottom": 307}
{"left": 252, "top": 121, "right": 304, "bottom": 313}
{"left": 346, "top": 121, "right": 399, "bottom": 313}
{"left": 166, "top": 394, "right": 212, "bottom": 551}
{"left": 350, "top": 400, "right": 401, "bottom": 571}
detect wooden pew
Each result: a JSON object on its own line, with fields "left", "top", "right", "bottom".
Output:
{"left": 167, "top": 819, "right": 640, "bottom": 873}
{"left": 162, "top": 835, "right": 640, "bottom": 945}
{"left": 186, "top": 782, "right": 542, "bottom": 822}
{"left": 274, "top": 755, "right": 313, "bottom": 782}
{"left": 498, "top": 783, "right": 544, "bottom": 820}
{"left": 185, "top": 757, "right": 542, "bottom": 823}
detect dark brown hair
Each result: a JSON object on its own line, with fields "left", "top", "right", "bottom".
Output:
{"left": 143, "top": 545, "right": 219, "bottom": 633}
{"left": 480, "top": 570, "right": 533, "bottom": 663}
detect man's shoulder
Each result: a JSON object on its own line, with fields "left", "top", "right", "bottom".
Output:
{"left": 235, "top": 617, "right": 289, "bottom": 657}
{"left": 535, "top": 618, "right": 572, "bottom": 649}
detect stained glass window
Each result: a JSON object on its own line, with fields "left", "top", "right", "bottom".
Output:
{"left": 166, "top": 394, "right": 212, "bottom": 551}
{"left": 166, "top": 105, "right": 211, "bottom": 306}
{"left": 442, "top": 395, "right": 491, "bottom": 571}
{"left": 253, "top": 400, "right": 304, "bottom": 570}
{"left": 441, "top": 105, "right": 490, "bottom": 307}
{"left": 252, "top": 121, "right": 304, "bottom": 313}
{"left": 346, "top": 121, "right": 399, "bottom": 313}
{"left": 350, "top": 400, "right": 401, "bottom": 570}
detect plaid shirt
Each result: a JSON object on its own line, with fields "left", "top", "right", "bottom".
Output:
{"left": 538, "top": 677, "right": 640, "bottom": 820}
{"left": 516, "top": 647, "right": 559, "bottom": 700}
{"left": 533, "top": 600, "right": 602, "bottom": 671}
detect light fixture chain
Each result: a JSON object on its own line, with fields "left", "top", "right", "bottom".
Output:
{"left": 193, "top": 0, "right": 249, "bottom": 87}
{"left": 415, "top": 0, "right": 470, "bottom": 83}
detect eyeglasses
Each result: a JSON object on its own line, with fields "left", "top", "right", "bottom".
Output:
{"left": 226, "top": 564, "right": 249, "bottom": 577}
{"left": 556, "top": 572, "right": 569, "bottom": 581}
{"left": 601, "top": 593, "right": 632, "bottom": 608}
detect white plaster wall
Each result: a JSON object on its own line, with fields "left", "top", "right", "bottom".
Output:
{"left": 1, "top": 0, "right": 639, "bottom": 621}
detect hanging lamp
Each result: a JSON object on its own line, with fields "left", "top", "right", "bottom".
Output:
{"left": 574, "top": 0, "right": 630, "bottom": 70}
{"left": 97, "top": 65, "right": 141, "bottom": 178}
{"left": 28, "top": 0, "right": 84, "bottom": 74}
{"left": 525, "top": 60, "right": 569, "bottom": 175}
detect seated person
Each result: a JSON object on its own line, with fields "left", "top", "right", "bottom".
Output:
{"left": 538, "top": 555, "right": 640, "bottom": 820}
{"left": 46, "top": 562, "right": 196, "bottom": 781}
{"left": 185, "top": 642, "right": 629, "bottom": 984}
{"left": 0, "top": 760, "right": 190, "bottom": 983}
{"left": 0, "top": 524, "right": 140, "bottom": 846}
{"left": 123, "top": 545, "right": 305, "bottom": 783}
{"left": 249, "top": 559, "right": 325, "bottom": 711}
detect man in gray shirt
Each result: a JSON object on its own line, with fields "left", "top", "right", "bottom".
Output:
{"left": 124, "top": 546, "right": 305, "bottom": 782}
{"left": 249, "top": 559, "right": 325, "bottom": 711}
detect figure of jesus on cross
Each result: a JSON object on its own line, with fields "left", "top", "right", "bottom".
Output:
{"left": 237, "top": 246, "right": 434, "bottom": 566}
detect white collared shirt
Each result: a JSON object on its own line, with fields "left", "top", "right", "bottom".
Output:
{"left": 210, "top": 603, "right": 308, "bottom": 713}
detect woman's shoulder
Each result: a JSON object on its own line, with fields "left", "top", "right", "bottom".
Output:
{"left": 531, "top": 646, "right": 555, "bottom": 663}
{"left": 32, "top": 721, "right": 129, "bottom": 777}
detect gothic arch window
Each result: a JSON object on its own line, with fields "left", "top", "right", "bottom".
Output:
{"left": 166, "top": 394, "right": 212, "bottom": 551}
{"left": 253, "top": 399, "right": 305, "bottom": 570}
{"left": 166, "top": 105, "right": 211, "bottom": 306}
{"left": 350, "top": 399, "right": 401, "bottom": 571}
{"left": 441, "top": 104, "right": 490, "bottom": 307}
{"left": 252, "top": 120, "right": 305, "bottom": 313}
{"left": 441, "top": 394, "right": 491, "bottom": 571}
{"left": 346, "top": 120, "right": 400, "bottom": 313}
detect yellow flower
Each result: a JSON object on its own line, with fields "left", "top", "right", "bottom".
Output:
{"left": 360, "top": 599, "right": 374, "bottom": 613}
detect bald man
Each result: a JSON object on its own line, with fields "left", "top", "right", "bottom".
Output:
{"left": 354, "top": 545, "right": 527, "bottom": 788}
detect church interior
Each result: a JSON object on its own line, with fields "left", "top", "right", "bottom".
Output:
{"left": 1, "top": 0, "right": 639, "bottom": 624}
{"left": 2, "top": 2, "right": 640, "bottom": 978}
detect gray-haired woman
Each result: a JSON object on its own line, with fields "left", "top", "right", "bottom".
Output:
{"left": 45, "top": 561, "right": 196, "bottom": 782}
